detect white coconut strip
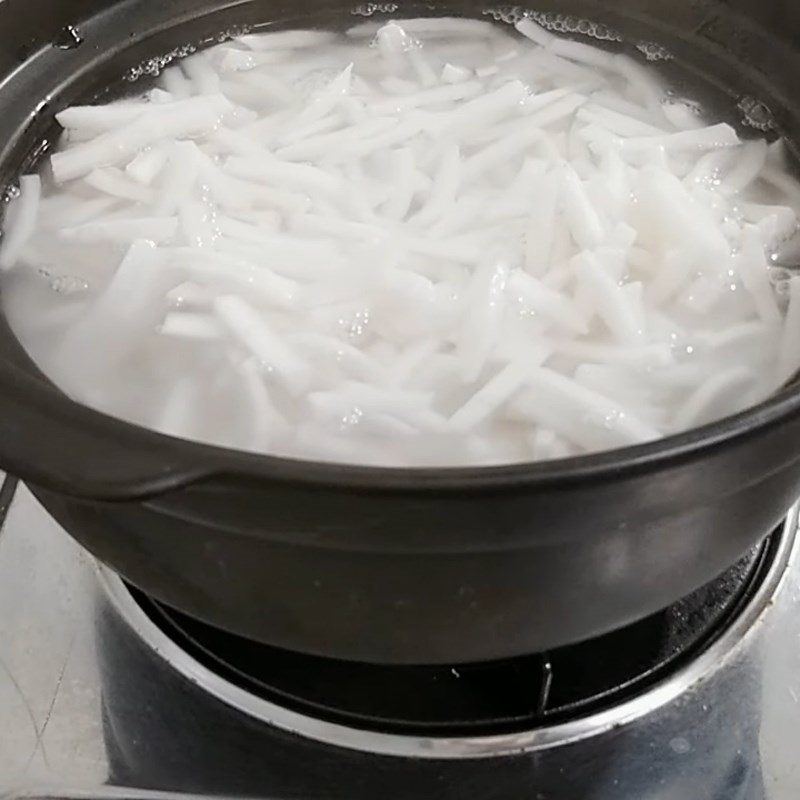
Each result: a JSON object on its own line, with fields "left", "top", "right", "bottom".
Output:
{"left": 509, "top": 270, "right": 588, "bottom": 334}
{"left": 166, "top": 247, "right": 299, "bottom": 306}
{"left": 514, "top": 17, "right": 556, "bottom": 48}
{"left": 677, "top": 273, "right": 727, "bottom": 315}
{"left": 60, "top": 217, "right": 178, "bottom": 245}
{"left": 465, "top": 99, "right": 582, "bottom": 181}
{"left": 125, "top": 146, "right": 169, "bottom": 185}
{"left": 164, "top": 280, "right": 218, "bottom": 309}
{"left": 178, "top": 200, "right": 215, "bottom": 248}
{"left": 721, "top": 139, "right": 768, "bottom": 195}
{"left": 683, "top": 148, "right": 734, "bottom": 187}
{"left": 559, "top": 339, "right": 674, "bottom": 367}
{"left": 410, "top": 144, "right": 461, "bottom": 226}
{"left": 574, "top": 251, "right": 644, "bottom": 344}
{"left": 741, "top": 203, "right": 798, "bottom": 248}
{"left": 673, "top": 366, "right": 753, "bottom": 429}
{"left": 697, "top": 320, "right": 772, "bottom": 350}
{"left": 591, "top": 90, "right": 653, "bottom": 122}
{"left": 214, "top": 237, "right": 344, "bottom": 281}
{"left": 449, "top": 361, "right": 534, "bottom": 431}
{"left": 234, "top": 109, "right": 294, "bottom": 145}
{"left": 371, "top": 80, "right": 483, "bottom": 115}
{"left": 290, "top": 214, "right": 387, "bottom": 242}
{"left": 458, "top": 258, "right": 509, "bottom": 382}
{"left": 217, "top": 214, "right": 280, "bottom": 241}
{"left": 309, "top": 383, "right": 445, "bottom": 431}
{"left": 181, "top": 52, "right": 222, "bottom": 95}
{"left": 238, "top": 30, "right": 337, "bottom": 50}
{"left": 289, "top": 333, "right": 386, "bottom": 383}
{"left": 235, "top": 356, "right": 286, "bottom": 448}
{"left": 578, "top": 105, "right": 664, "bottom": 138}
{"left": 574, "top": 363, "right": 654, "bottom": 408}
{"left": 159, "top": 67, "right": 192, "bottom": 98}
{"left": 382, "top": 147, "right": 417, "bottom": 220}
{"left": 464, "top": 92, "right": 585, "bottom": 152}
{"left": 463, "top": 122, "right": 546, "bottom": 183}
{"left": 551, "top": 37, "right": 615, "bottom": 69}
{"left": 637, "top": 167, "right": 730, "bottom": 261}
{"left": 408, "top": 48, "right": 438, "bottom": 87}
{"left": 441, "top": 63, "right": 473, "bottom": 83}
{"left": 85, "top": 167, "right": 154, "bottom": 204}
{"left": 296, "top": 63, "right": 354, "bottom": 127}
{"left": 336, "top": 381, "right": 434, "bottom": 412}
{"left": 224, "top": 154, "right": 341, "bottom": 196}
{"left": 161, "top": 311, "right": 224, "bottom": 340}
{"left": 228, "top": 70, "right": 295, "bottom": 105}
{"left": 329, "top": 117, "right": 430, "bottom": 162}
{"left": 738, "top": 225, "right": 782, "bottom": 324}
{"left": 275, "top": 116, "right": 397, "bottom": 161}
{"left": 381, "top": 76, "right": 419, "bottom": 94}
{"left": 508, "top": 368, "right": 660, "bottom": 449}
{"left": 377, "top": 237, "right": 464, "bottom": 266}
{"left": 154, "top": 141, "right": 201, "bottom": 216}
{"left": 213, "top": 46, "right": 283, "bottom": 73}
{"left": 207, "top": 168, "right": 311, "bottom": 215}
{"left": 40, "top": 194, "right": 118, "bottom": 230}
{"left": 440, "top": 80, "right": 529, "bottom": 133}
{"left": 50, "top": 95, "right": 231, "bottom": 182}
{"left": 356, "top": 16, "right": 500, "bottom": 38}
{"left": 156, "top": 375, "right": 203, "bottom": 440}
{"left": 0, "top": 175, "right": 40, "bottom": 269}
{"left": 56, "top": 102, "right": 147, "bottom": 132}
{"left": 213, "top": 294, "right": 309, "bottom": 395}
{"left": 621, "top": 123, "right": 739, "bottom": 156}
{"left": 646, "top": 248, "right": 698, "bottom": 306}
{"left": 56, "top": 241, "right": 171, "bottom": 369}
{"left": 612, "top": 54, "right": 667, "bottom": 117}
{"left": 561, "top": 165, "right": 605, "bottom": 249}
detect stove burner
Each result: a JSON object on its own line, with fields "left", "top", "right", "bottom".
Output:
{"left": 129, "top": 535, "right": 772, "bottom": 738}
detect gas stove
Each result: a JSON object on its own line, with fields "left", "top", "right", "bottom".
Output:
{"left": 2, "top": 477, "right": 800, "bottom": 800}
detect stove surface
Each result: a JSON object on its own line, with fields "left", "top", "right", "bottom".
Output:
{"left": 1, "top": 479, "right": 800, "bottom": 799}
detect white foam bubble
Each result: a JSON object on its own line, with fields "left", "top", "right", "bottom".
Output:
{"left": 351, "top": 2, "right": 399, "bottom": 17}
{"left": 126, "top": 44, "right": 197, "bottom": 82}
{"left": 738, "top": 96, "right": 775, "bottom": 132}
{"left": 636, "top": 41, "right": 673, "bottom": 62}
{"left": 483, "top": 7, "right": 622, "bottom": 41}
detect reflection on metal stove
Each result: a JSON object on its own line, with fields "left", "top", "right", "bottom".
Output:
{"left": 94, "top": 512, "right": 795, "bottom": 800}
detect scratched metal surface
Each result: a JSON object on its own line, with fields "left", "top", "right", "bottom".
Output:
{"left": 0, "top": 483, "right": 798, "bottom": 799}
{"left": 0, "top": 482, "right": 107, "bottom": 793}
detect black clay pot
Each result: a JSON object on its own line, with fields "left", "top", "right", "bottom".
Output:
{"left": 0, "top": 0, "right": 799, "bottom": 663}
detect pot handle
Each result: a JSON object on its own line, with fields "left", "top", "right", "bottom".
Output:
{"left": 0, "top": 361, "right": 216, "bottom": 500}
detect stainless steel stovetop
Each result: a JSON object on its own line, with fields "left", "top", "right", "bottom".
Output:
{"left": 2, "top": 475, "right": 800, "bottom": 800}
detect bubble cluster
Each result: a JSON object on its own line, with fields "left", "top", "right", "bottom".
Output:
{"left": 2, "top": 184, "right": 20, "bottom": 204}
{"left": 636, "top": 41, "right": 673, "bottom": 62}
{"left": 738, "top": 96, "right": 775, "bottom": 133}
{"left": 50, "top": 274, "right": 89, "bottom": 295}
{"left": 126, "top": 44, "right": 197, "bottom": 82}
{"left": 351, "top": 3, "right": 399, "bottom": 17}
{"left": 209, "top": 25, "right": 253, "bottom": 45}
{"left": 484, "top": 7, "right": 622, "bottom": 42}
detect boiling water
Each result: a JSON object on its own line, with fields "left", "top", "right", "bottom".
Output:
{"left": 2, "top": 9, "right": 800, "bottom": 466}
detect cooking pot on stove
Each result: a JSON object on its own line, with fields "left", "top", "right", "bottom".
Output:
{"left": 0, "top": 0, "right": 798, "bottom": 665}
